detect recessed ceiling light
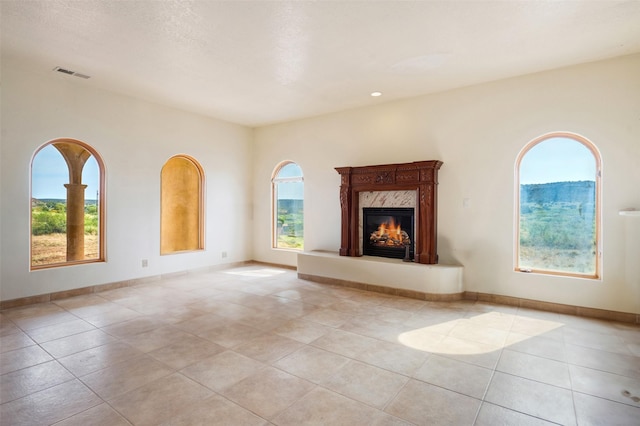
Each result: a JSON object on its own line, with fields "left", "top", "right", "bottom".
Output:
{"left": 371, "top": 91, "right": 382, "bottom": 97}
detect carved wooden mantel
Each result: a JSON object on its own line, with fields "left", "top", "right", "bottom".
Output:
{"left": 335, "top": 160, "right": 443, "bottom": 264}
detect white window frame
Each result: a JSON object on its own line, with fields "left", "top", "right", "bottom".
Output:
{"left": 271, "top": 161, "right": 304, "bottom": 251}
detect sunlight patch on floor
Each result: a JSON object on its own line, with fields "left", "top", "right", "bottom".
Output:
{"left": 397, "top": 311, "right": 565, "bottom": 354}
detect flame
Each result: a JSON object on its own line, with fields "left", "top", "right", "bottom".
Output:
{"left": 384, "top": 218, "right": 402, "bottom": 240}
{"left": 370, "top": 218, "right": 407, "bottom": 247}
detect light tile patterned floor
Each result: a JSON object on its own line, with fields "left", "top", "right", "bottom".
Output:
{"left": 1, "top": 265, "right": 639, "bottom": 425}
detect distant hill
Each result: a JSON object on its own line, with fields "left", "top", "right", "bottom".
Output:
{"left": 278, "top": 199, "right": 303, "bottom": 212}
{"left": 32, "top": 198, "right": 97, "bottom": 205}
{"left": 521, "top": 181, "right": 595, "bottom": 204}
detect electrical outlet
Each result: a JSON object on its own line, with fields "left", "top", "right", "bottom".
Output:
{"left": 221, "top": 251, "right": 228, "bottom": 259}
{"left": 142, "top": 259, "right": 148, "bottom": 267}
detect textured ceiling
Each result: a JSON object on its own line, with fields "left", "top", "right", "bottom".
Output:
{"left": 2, "top": 1, "right": 640, "bottom": 127}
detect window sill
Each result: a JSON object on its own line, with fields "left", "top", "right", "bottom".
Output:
{"left": 514, "top": 267, "right": 600, "bottom": 281}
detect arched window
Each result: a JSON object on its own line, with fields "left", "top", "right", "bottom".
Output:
{"left": 515, "top": 133, "right": 601, "bottom": 278}
{"left": 161, "top": 155, "right": 204, "bottom": 254}
{"left": 272, "top": 161, "right": 304, "bottom": 250}
{"left": 31, "top": 139, "right": 105, "bottom": 269}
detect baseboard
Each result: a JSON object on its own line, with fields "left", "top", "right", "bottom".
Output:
{"left": 465, "top": 291, "right": 639, "bottom": 324}
{"left": 301, "top": 273, "right": 639, "bottom": 325}
{"left": 250, "top": 260, "right": 297, "bottom": 271}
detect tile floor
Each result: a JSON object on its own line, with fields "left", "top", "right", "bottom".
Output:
{"left": 1, "top": 265, "right": 639, "bottom": 425}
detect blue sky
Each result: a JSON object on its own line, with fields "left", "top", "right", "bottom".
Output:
{"left": 276, "top": 162, "right": 304, "bottom": 200}
{"left": 520, "top": 137, "right": 596, "bottom": 184}
{"left": 32, "top": 144, "right": 99, "bottom": 200}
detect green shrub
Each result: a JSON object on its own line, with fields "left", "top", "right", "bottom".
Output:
{"left": 85, "top": 213, "right": 98, "bottom": 235}
{"left": 31, "top": 211, "right": 66, "bottom": 235}
{"left": 32, "top": 201, "right": 99, "bottom": 236}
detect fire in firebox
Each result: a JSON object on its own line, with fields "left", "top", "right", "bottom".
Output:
{"left": 363, "top": 207, "right": 415, "bottom": 260}
{"left": 369, "top": 218, "right": 411, "bottom": 247}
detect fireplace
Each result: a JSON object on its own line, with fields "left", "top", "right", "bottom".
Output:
{"left": 335, "top": 161, "right": 442, "bottom": 264}
{"left": 363, "top": 208, "right": 414, "bottom": 260}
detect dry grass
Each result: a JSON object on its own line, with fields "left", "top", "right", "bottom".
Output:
{"left": 31, "top": 234, "right": 99, "bottom": 266}
{"left": 519, "top": 246, "right": 595, "bottom": 275}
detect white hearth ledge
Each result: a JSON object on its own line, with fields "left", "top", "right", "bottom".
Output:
{"left": 297, "top": 250, "right": 463, "bottom": 298}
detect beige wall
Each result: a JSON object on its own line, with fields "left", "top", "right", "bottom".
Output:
{"left": 253, "top": 54, "right": 640, "bottom": 314}
{"left": 0, "top": 56, "right": 253, "bottom": 301}
{"left": 2, "top": 52, "right": 639, "bottom": 314}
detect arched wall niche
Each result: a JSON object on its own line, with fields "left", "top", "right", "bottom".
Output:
{"left": 161, "top": 155, "right": 205, "bottom": 254}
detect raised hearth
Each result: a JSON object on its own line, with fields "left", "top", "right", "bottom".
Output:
{"left": 298, "top": 251, "right": 463, "bottom": 299}
{"left": 335, "top": 160, "right": 443, "bottom": 264}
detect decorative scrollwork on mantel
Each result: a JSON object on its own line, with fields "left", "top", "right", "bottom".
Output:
{"left": 396, "top": 170, "right": 419, "bottom": 182}
{"left": 375, "top": 171, "right": 394, "bottom": 184}
{"left": 339, "top": 187, "right": 348, "bottom": 208}
{"left": 353, "top": 175, "right": 372, "bottom": 184}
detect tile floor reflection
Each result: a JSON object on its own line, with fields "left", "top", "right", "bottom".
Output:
{"left": 1, "top": 265, "right": 639, "bottom": 425}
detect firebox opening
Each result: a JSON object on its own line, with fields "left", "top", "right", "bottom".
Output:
{"left": 363, "top": 207, "right": 415, "bottom": 260}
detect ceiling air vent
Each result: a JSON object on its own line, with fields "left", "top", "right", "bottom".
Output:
{"left": 53, "top": 67, "right": 91, "bottom": 79}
